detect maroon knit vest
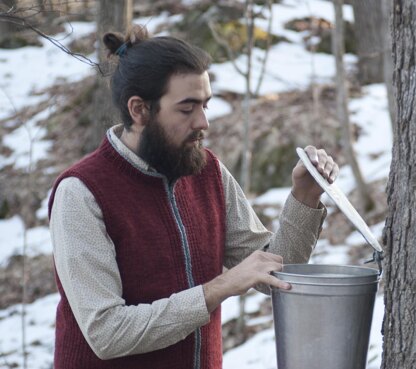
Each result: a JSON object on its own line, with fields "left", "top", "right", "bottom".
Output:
{"left": 48, "top": 137, "right": 226, "bottom": 369}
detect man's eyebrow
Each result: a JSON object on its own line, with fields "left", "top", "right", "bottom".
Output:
{"left": 176, "top": 96, "right": 212, "bottom": 105}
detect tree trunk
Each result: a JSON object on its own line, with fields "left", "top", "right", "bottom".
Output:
{"left": 381, "top": 0, "right": 396, "bottom": 132}
{"left": 381, "top": 1, "right": 416, "bottom": 368}
{"left": 351, "top": 0, "right": 384, "bottom": 85}
{"left": 88, "top": 0, "right": 132, "bottom": 151}
{"left": 332, "top": 0, "right": 374, "bottom": 212}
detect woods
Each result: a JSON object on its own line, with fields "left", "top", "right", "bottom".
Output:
{"left": 0, "top": 0, "right": 413, "bottom": 368}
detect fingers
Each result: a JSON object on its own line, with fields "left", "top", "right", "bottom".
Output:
{"left": 323, "top": 156, "right": 339, "bottom": 183}
{"left": 267, "top": 274, "right": 291, "bottom": 290}
{"left": 247, "top": 251, "right": 290, "bottom": 290}
{"left": 304, "top": 145, "right": 339, "bottom": 183}
{"left": 304, "top": 145, "right": 319, "bottom": 165}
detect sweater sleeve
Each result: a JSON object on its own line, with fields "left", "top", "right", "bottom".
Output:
{"left": 219, "top": 161, "right": 326, "bottom": 271}
{"left": 50, "top": 177, "right": 210, "bottom": 360}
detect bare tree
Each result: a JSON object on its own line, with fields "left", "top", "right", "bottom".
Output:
{"left": 0, "top": 88, "right": 39, "bottom": 369}
{"left": 208, "top": 0, "right": 272, "bottom": 195}
{"left": 351, "top": 0, "right": 384, "bottom": 85}
{"left": 332, "top": 0, "right": 374, "bottom": 212}
{"left": 381, "top": 1, "right": 416, "bottom": 368}
{"left": 88, "top": 0, "right": 133, "bottom": 151}
{"left": 208, "top": 0, "right": 273, "bottom": 342}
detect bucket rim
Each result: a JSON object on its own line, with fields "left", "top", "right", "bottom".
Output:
{"left": 274, "top": 264, "right": 379, "bottom": 279}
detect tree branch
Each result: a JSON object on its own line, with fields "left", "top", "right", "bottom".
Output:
{"left": 254, "top": 0, "right": 273, "bottom": 97}
{"left": 207, "top": 19, "right": 247, "bottom": 77}
{"left": 0, "top": 8, "right": 103, "bottom": 75}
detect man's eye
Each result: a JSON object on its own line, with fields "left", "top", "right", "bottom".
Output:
{"left": 181, "top": 110, "right": 193, "bottom": 115}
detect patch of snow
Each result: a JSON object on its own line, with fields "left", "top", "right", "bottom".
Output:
{"left": 2, "top": 107, "right": 55, "bottom": 170}
{"left": 0, "top": 216, "right": 52, "bottom": 266}
{"left": 224, "top": 328, "right": 277, "bottom": 369}
{"left": 253, "top": 187, "right": 291, "bottom": 206}
{"left": 222, "top": 291, "right": 268, "bottom": 325}
{"left": 206, "top": 97, "right": 232, "bottom": 120}
{"left": 346, "top": 221, "right": 385, "bottom": 247}
{"left": 255, "top": 0, "right": 353, "bottom": 41}
{"left": 311, "top": 239, "right": 351, "bottom": 265}
{"left": 210, "top": 43, "right": 357, "bottom": 96}
{"left": 0, "top": 22, "right": 96, "bottom": 120}
{"left": 0, "top": 293, "right": 59, "bottom": 369}
{"left": 36, "top": 190, "right": 52, "bottom": 221}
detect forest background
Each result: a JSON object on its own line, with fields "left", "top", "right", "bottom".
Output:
{"left": 0, "top": 0, "right": 414, "bottom": 368}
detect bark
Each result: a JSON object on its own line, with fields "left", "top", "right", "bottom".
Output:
{"left": 332, "top": 0, "right": 374, "bottom": 212}
{"left": 381, "top": 1, "right": 416, "bottom": 368}
{"left": 381, "top": 0, "right": 396, "bottom": 132}
{"left": 88, "top": 0, "right": 132, "bottom": 151}
{"left": 351, "top": 0, "right": 384, "bottom": 85}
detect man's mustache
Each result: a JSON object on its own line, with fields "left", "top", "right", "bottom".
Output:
{"left": 187, "top": 131, "right": 205, "bottom": 142}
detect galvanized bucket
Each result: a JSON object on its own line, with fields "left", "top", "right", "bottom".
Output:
{"left": 271, "top": 264, "right": 379, "bottom": 369}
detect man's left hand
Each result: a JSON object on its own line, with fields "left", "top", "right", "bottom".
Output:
{"left": 291, "top": 145, "right": 339, "bottom": 208}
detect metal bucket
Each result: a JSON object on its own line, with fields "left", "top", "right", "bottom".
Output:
{"left": 271, "top": 264, "right": 379, "bottom": 369}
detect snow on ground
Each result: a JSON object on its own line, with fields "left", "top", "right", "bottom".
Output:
{"left": 211, "top": 0, "right": 356, "bottom": 96}
{"left": 210, "top": 43, "right": 357, "bottom": 96}
{"left": 0, "top": 0, "right": 390, "bottom": 368}
{"left": 0, "top": 216, "right": 52, "bottom": 266}
{"left": 0, "top": 22, "right": 96, "bottom": 121}
{"left": 0, "top": 294, "right": 59, "bottom": 369}
{"left": 1, "top": 106, "right": 56, "bottom": 170}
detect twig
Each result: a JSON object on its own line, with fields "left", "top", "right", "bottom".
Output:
{"left": 254, "top": 0, "right": 273, "bottom": 97}
{"left": 0, "top": 87, "right": 31, "bottom": 369}
{"left": 0, "top": 12, "right": 103, "bottom": 75}
{"left": 207, "top": 19, "right": 246, "bottom": 77}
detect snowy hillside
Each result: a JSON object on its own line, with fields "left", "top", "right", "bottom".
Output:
{"left": 0, "top": 1, "right": 389, "bottom": 368}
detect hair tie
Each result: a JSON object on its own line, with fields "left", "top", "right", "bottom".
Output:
{"left": 115, "top": 43, "right": 128, "bottom": 57}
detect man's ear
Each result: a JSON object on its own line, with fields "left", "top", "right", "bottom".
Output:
{"left": 127, "top": 96, "right": 149, "bottom": 127}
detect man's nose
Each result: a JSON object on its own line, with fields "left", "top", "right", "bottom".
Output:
{"left": 192, "top": 108, "right": 210, "bottom": 130}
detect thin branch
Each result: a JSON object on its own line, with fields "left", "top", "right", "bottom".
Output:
{"left": 0, "top": 87, "right": 31, "bottom": 369}
{"left": 254, "top": 0, "right": 273, "bottom": 97}
{"left": 207, "top": 19, "right": 246, "bottom": 77}
{"left": 0, "top": 13, "right": 103, "bottom": 75}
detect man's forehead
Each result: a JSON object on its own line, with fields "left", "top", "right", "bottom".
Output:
{"left": 164, "top": 72, "right": 212, "bottom": 103}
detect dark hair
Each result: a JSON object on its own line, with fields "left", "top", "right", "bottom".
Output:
{"left": 103, "top": 25, "right": 212, "bottom": 129}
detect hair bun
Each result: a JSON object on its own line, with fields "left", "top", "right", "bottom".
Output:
{"left": 103, "top": 25, "right": 150, "bottom": 58}
{"left": 103, "top": 32, "right": 125, "bottom": 56}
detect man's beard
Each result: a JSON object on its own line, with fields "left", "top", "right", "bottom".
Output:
{"left": 137, "top": 117, "right": 207, "bottom": 182}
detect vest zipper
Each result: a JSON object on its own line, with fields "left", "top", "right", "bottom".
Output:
{"left": 164, "top": 181, "right": 201, "bottom": 369}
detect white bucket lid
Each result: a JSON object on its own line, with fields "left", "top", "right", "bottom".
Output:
{"left": 296, "top": 147, "right": 383, "bottom": 254}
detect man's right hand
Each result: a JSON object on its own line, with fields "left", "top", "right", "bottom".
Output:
{"left": 202, "top": 250, "right": 291, "bottom": 313}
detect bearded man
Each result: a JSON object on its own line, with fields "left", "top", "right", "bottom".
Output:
{"left": 48, "top": 25, "right": 339, "bottom": 369}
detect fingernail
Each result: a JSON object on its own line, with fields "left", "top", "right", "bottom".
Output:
{"left": 283, "top": 282, "right": 291, "bottom": 290}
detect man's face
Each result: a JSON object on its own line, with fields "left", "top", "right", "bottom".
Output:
{"left": 138, "top": 72, "right": 212, "bottom": 181}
